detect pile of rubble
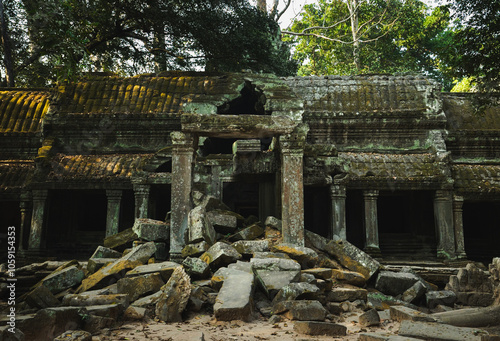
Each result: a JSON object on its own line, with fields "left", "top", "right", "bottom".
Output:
{"left": 1, "top": 193, "right": 500, "bottom": 341}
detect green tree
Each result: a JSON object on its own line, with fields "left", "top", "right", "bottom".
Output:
{"left": 283, "top": 0, "right": 452, "bottom": 87}
{"left": 0, "top": 0, "right": 296, "bottom": 86}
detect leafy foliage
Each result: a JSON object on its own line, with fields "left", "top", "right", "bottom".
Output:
{"left": 0, "top": 0, "right": 296, "bottom": 86}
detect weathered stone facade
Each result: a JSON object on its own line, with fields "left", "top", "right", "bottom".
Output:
{"left": 1, "top": 72, "right": 499, "bottom": 262}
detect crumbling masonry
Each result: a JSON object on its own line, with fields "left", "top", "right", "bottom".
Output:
{"left": 1, "top": 72, "right": 499, "bottom": 263}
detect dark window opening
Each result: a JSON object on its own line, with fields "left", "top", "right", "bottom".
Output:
{"left": 463, "top": 201, "right": 500, "bottom": 265}
{"left": 217, "top": 81, "right": 267, "bottom": 115}
{"left": 0, "top": 201, "right": 21, "bottom": 262}
{"left": 46, "top": 190, "right": 107, "bottom": 258}
{"left": 149, "top": 185, "right": 171, "bottom": 221}
{"left": 119, "top": 190, "right": 135, "bottom": 231}
{"left": 346, "top": 190, "right": 364, "bottom": 249}
{"left": 199, "top": 137, "right": 237, "bottom": 155}
{"left": 155, "top": 161, "right": 172, "bottom": 173}
{"left": 304, "top": 186, "right": 331, "bottom": 238}
{"left": 223, "top": 181, "right": 259, "bottom": 220}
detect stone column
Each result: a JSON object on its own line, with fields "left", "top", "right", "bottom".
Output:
{"left": 210, "top": 165, "right": 222, "bottom": 199}
{"left": 106, "top": 190, "right": 122, "bottom": 237}
{"left": 28, "top": 189, "right": 48, "bottom": 250}
{"left": 453, "top": 195, "right": 467, "bottom": 259}
{"left": 279, "top": 125, "right": 308, "bottom": 247}
{"left": 19, "top": 192, "right": 32, "bottom": 250}
{"left": 330, "top": 184, "right": 346, "bottom": 240}
{"left": 133, "top": 184, "right": 150, "bottom": 219}
{"left": 170, "top": 131, "right": 196, "bottom": 259}
{"left": 363, "top": 190, "right": 381, "bottom": 256}
{"left": 434, "top": 190, "right": 456, "bottom": 259}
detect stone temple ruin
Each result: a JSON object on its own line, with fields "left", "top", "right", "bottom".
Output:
{"left": 1, "top": 71, "right": 499, "bottom": 263}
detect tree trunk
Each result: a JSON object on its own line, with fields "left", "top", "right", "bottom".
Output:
{"left": 0, "top": 0, "right": 15, "bottom": 86}
{"left": 153, "top": 26, "right": 167, "bottom": 73}
{"left": 257, "top": 0, "right": 266, "bottom": 12}
{"left": 348, "top": 0, "right": 361, "bottom": 72}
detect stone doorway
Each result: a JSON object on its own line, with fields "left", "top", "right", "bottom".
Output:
{"left": 304, "top": 185, "right": 331, "bottom": 238}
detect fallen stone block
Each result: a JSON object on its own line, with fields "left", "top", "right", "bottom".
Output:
{"left": 302, "top": 268, "right": 333, "bottom": 280}
{"left": 398, "top": 320, "right": 490, "bottom": 341}
{"left": 121, "top": 241, "right": 157, "bottom": 264}
{"left": 228, "top": 223, "right": 264, "bottom": 242}
{"left": 265, "top": 216, "right": 282, "bottom": 232}
{"left": 324, "top": 239, "right": 380, "bottom": 280}
{"left": 188, "top": 286, "right": 206, "bottom": 312}
{"left": 125, "top": 261, "right": 180, "bottom": 282}
{"left": 389, "top": 306, "right": 436, "bottom": 322}
{"left": 250, "top": 258, "right": 302, "bottom": 298}
{"left": 271, "top": 244, "right": 318, "bottom": 268}
{"left": 62, "top": 293, "right": 129, "bottom": 308}
{"left": 117, "top": 273, "right": 164, "bottom": 302}
{"left": 87, "top": 258, "right": 115, "bottom": 274}
{"left": 359, "top": 309, "right": 380, "bottom": 327}
{"left": 401, "top": 281, "right": 427, "bottom": 304}
{"left": 305, "top": 229, "right": 329, "bottom": 251}
{"left": 25, "top": 284, "right": 60, "bottom": 309}
{"left": 293, "top": 321, "right": 347, "bottom": 337}
{"left": 54, "top": 330, "right": 92, "bottom": 341}
{"left": 211, "top": 267, "right": 233, "bottom": 291}
{"left": 200, "top": 242, "right": 242, "bottom": 270}
{"left": 250, "top": 257, "right": 301, "bottom": 271}
{"left": 228, "top": 260, "right": 254, "bottom": 274}
{"left": 182, "top": 241, "right": 210, "bottom": 258}
{"left": 77, "top": 259, "right": 142, "bottom": 293}
{"left": 331, "top": 269, "right": 367, "bottom": 287}
{"left": 132, "top": 218, "right": 170, "bottom": 242}
{"left": 81, "top": 314, "right": 115, "bottom": 334}
{"left": 214, "top": 269, "right": 255, "bottom": 321}
{"left": 103, "top": 228, "right": 138, "bottom": 250}
{"left": 85, "top": 304, "right": 123, "bottom": 320}
{"left": 432, "top": 305, "right": 500, "bottom": 328}
{"left": 358, "top": 332, "right": 423, "bottom": 341}
{"left": 132, "top": 290, "right": 163, "bottom": 308}
{"left": 90, "top": 246, "right": 122, "bottom": 259}
{"left": 327, "top": 287, "right": 368, "bottom": 302}
{"left": 232, "top": 240, "right": 270, "bottom": 256}
{"left": 274, "top": 300, "right": 326, "bottom": 321}
{"left": 375, "top": 271, "right": 420, "bottom": 297}
{"left": 252, "top": 252, "right": 290, "bottom": 259}
{"left": 123, "top": 306, "right": 147, "bottom": 321}
{"left": 192, "top": 191, "right": 231, "bottom": 212}
{"left": 188, "top": 206, "right": 216, "bottom": 245}
{"left": 0, "top": 326, "right": 24, "bottom": 341}
{"left": 426, "top": 290, "right": 456, "bottom": 309}
{"left": 183, "top": 257, "right": 211, "bottom": 279}
{"left": 207, "top": 209, "right": 242, "bottom": 234}
{"left": 40, "top": 265, "right": 85, "bottom": 294}
{"left": 155, "top": 266, "right": 191, "bottom": 322}
{"left": 272, "top": 282, "right": 321, "bottom": 304}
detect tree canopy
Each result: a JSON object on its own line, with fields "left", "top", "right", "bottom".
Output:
{"left": 0, "top": 0, "right": 297, "bottom": 86}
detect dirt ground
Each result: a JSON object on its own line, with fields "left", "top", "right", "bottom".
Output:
{"left": 91, "top": 311, "right": 401, "bottom": 341}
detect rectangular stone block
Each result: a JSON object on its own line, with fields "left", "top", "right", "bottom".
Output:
{"left": 389, "top": 306, "right": 436, "bottom": 322}
{"left": 399, "top": 320, "right": 489, "bottom": 341}
{"left": 359, "top": 332, "right": 423, "bottom": 341}
{"left": 214, "top": 270, "right": 254, "bottom": 321}
{"left": 327, "top": 287, "right": 368, "bottom": 302}
{"left": 293, "top": 321, "right": 347, "bottom": 337}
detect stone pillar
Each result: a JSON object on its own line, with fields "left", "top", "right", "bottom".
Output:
{"left": 363, "top": 190, "right": 381, "bottom": 257}
{"left": 19, "top": 192, "right": 32, "bottom": 250}
{"left": 434, "top": 190, "right": 456, "bottom": 259}
{"left": 330, "top": 184, "right": 346, "bottom": 240}
{"left": 133, "top": 184, "right": 150, "bottom": 219}
{"left": 210, "top": 165, "right": 222, "bottom": 199}
{"left": 279, "top": 125, "right": 308, "bottom": 247}
{"left": 28, "top": 189, "right": 48, "bottom": 250}
{"left": 259, "top": 181, "right": 275, "bottom": 222}
{"left": 106, "top": 190, "right": 122, "bottom": 237}
{"left": 170, "top": 131, "right": 195, "bottom": 259}
{"left": 453, "top": 195, "right": 467, "bottom": 259}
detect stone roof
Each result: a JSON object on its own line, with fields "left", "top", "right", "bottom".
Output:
{"left": 443, "top": 93, "right": 500, "bottom": 131}
{"left": 0, "top": 90, "right": 51, "bottom": 133}
{"left": 452, "top": 164, "right": 500, "bottom": 194}
{"left": 0, "top": 161, "right": 35, "bottom": 192}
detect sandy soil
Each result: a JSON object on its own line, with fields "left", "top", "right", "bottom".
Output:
{"left": 91, "top": 311, "right": 401, "bottom": 341}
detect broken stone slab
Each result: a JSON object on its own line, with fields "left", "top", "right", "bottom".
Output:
{"left": 121, "top": 241, "right": 157, "bottom": 264}
{"left": 250, "top": 258, "right": 302, "bottom": 298}
{"left": 359, "top": 309, "right": 381, "bottom": 327}
{"left": 401, "top": 281, "right": 427, "bottom": 304}
{"left": 398, "top": 320, "right": 491, "bottom": 341}
{"left": 432, "top": 305, "right": 500, "bottom": 328}
{"left": 188, "top": 206, "right": 216, "bottom": 245}
{"left": 155, "top": 266, "right": 191, "bottom": 322}
{"left": 232, "top": 240, "right": 270, "bottom": 256}
{"left": 38, "top": 264, "right": 85, "bottom": 295}
{"left": 214, "top": 269, "right": 255, "bottom": 321}
{"left": 227, "top": 260, "right": 254, "bottom": 274}
{"left": 331, "top": 269, "right": 367, "bottom": 287}
{"left": 327, "top": 287, "right": 368, "bottom": 302}
{"left": 252, "top": 252, "right": 290, "bottom": 259}
{"left": 54, "top": 330, "right": 92, "bottom": 341}
{"left": 103, "top": 228, "right": 138, "bottom": 250}
{"left": 274, "top": 300, "right": 327, "bottom": 321}
{"left": 271, "top": 244, "right": 318, "bottom": 268}
{"left": 25, "top": 285, "right": 60, "bottom": 309}
{"left": 125, "top": 261, "right": 181, "bottom": 282}
{"left": 90, "top": 246, "right": 122, "bottom": 259}
{"left": 293, "top": 321, "right": 347, "bottom": 337}
{"left": 375, "top": 271, "right": 420, "bottom": 297}
{"left": 200, "top": 241, "right": 242, "bottom": 270}
{"left": 228, "top": 223, "right": 264, "bottom": 242}
{"left": 446, "top": 263, "right": 494, "bottom": 307}
{"left": 132, "top": 290, "right": 163, "bottom": 308}
{"left": 182, "top": 241, "right": 210, "bottom": 258}
{"left": 265, "top": 216, "right": 282, "bottom": 232}
{"left": 188, "top": 286, "right": 207, "bottom": 312}
{"left": 272, "top": 282, "right": 321, "bottom": 304}
{"left": 192, "top": 191, "right": 231, "bottom": 212}
{"left": 426, "top": 290, "right": 456, "bottom": 309}
{"left": 207, "top": 209, "right": 242, "bottom": 234}
{"left": 87, "top": 258, "right": 115, "bottom": 274}
{"left": 302, "top": 268, "right": 333, "bottom": 280}
{"left": 132, "top": 218, "right": 170, "bottom": 242}
{"left": 358, "top": 332, "right": 423, "bottom": 341}
{"left": 85, "top": 304, "right": 124, "bottom": 320}
{"left": 123, "top": 306, "right": 147, "bottom": 321}
{"left": 117, "top": 273, "right": 164, "bottom": 302}
{"left": 81, "top": 314, "right": 115, "bottom": 335}
{"left": 389, "top": 306, "right": 436, "bottom": 322}
{"left": 211, "top": 267, "right": 233, "bottom": 291}
{"left": 183, "top": 257, "right": 211, "bottom": 279}
{"left": 77, "top": 259, "right": 142, "bottom": 293}
{"left": 305, "top": 229, "right": 329, "bottom": 251}
{"left": 324, "top": 239, "right": 380, "bottom": 280}
{"left": 62, "top": 293, "right": 129, "bottom": 308}
{"left": 250, "top": 258, "right": 302, "bottom": 272}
